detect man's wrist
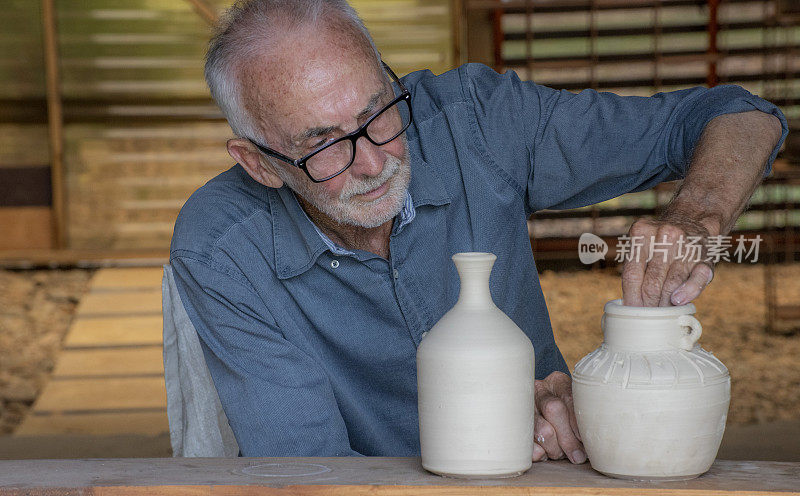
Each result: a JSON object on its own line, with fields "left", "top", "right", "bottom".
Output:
{"left": 659, "top": 205, "right": 723, "bottom": 238}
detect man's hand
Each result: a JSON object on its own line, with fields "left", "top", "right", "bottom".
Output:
{"left": 532, "top": 371, "right": 585, "bottom": 464}
{"left": 621, "top": 216, "right": 715, "bottom": 307}
{"left": 622, "top": 110, "right": 782, "bottom": 307}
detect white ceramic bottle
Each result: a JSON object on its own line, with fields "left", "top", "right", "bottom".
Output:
{"left": 417, "top": 252, "right": 535, "bottom": 478}
{"left": 572, "top": 299, "right": 730, "bottom": 481}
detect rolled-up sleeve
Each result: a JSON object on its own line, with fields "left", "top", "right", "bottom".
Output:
{"left": 170, "top": 254, "right": 363, "bottom": 457}
{"left": 460, "top": 63, "right": 788, "bottom": 212}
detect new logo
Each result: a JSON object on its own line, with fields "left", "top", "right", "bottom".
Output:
{"left": 578, "top": 233, "right": 608, "bottom": 264}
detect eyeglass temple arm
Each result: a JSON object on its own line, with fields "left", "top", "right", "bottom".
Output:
{"left": 381, "top": 60, "right": 408, "bottom": 93}
{"left": 253, "top": 142, "right": 298, "bottom": 166}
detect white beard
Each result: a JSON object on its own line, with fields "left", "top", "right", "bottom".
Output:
{"left": 277, "top": 149, "right": 411, "bottom": 229}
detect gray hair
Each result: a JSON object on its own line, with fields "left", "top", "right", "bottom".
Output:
{"left": 204, "top": 0, "right": 380, "bottom": 140}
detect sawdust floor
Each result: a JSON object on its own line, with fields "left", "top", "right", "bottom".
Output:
{"left": 0, "top": 269, "right": 93, "bottom": 434}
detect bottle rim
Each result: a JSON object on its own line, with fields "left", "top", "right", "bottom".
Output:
{"left": 604, "top": 298, "right": 697, "bottom": 317}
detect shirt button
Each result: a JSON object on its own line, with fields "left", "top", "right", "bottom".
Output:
{"left": 393, "top": 268, "right": 399, "bottom": 279}
{"left": 331, "top": 260, "right": 340, "bottom": 269}
{"left": 421, "top": 331, "right": 428, "bottom": 339}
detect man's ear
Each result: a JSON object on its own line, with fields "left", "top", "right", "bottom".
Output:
{"left": 227, "top": 138, "right": 284, "bottom": 189}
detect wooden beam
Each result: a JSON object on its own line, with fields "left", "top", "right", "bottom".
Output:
{"left": 0, "top": 248, "right": 168, "bottom": 268}
{"left": 492, "top": 4, "right": 504, "bottom": 72}
{"left": 707, "top": 0, "right": 720, "bottom": 87}
{"left": 41, "top": 0, "right": 65, "bottom": 249}
{"left": 184, "top": 0, "right": 219, "bottom": 26}
{"left": 465, "top": 6, "right": 495, "bottom": 66}
{"left": 451, "top": 0, "right": 465, "bottom": 66}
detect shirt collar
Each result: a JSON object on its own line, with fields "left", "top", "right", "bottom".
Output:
{"left": 270, "top": 144, "right": 451, "bottom": 279}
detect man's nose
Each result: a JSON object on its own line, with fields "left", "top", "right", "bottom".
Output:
{"left": 349, "top": 136, "right": 384, "bottom": 178}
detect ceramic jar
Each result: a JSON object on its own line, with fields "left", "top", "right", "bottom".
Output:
{"left": 417, "top": 252, "right": 535, "bottom": 478}
{"left": 573, "top": 299, "right": 730, "bottom": 481}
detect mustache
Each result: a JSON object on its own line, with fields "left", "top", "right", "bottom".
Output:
{"left": 339, "top": 155, "right": 401, "bottom": 201}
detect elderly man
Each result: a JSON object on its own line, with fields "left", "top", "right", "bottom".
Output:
{"left": 170, "top": 0, "right": 786, "bottom": 460}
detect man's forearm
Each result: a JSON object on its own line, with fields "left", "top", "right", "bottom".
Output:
{"left": 663, "top": 110, "right": 783, "bottom": 237}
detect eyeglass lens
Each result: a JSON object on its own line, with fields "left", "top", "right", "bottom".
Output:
{"left": 305, "top": 98, "right": 411, "bottom": 181}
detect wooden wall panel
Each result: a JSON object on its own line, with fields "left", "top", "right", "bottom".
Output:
{"left": 0, "top": 207, "right": 53, "bottom": 250}
{"left": 56, "top": 0, "right": 455, "bottom": 250}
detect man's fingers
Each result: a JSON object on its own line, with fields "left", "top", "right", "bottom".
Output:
{"left": 658, "top": 261, "right": 692, "bottom": 307}
{"left": 548, "top": 372, "right": 582, "bottom": 442}
{"left": 532, "top": 443, "right": 547, "bottom": 462}
{"left": 622, "top": 220, "right": 716, "bottom": 307}
{"left": 535, "top": 373, "right": 585, "bottom": 464}
{"left": 640, "top": 228, "right": 684, "bottom": 306}
{"left": 622, "top": 224, "right": 653, "bottom": 306}
{"left": 532, "top": 440, "right": 547, "bottom": 462}
{"left": 538, "top": 394, "right": 586, "bottom": 464}
{"left": 671, "top": 262, "right": 714, "bottom": 306}
{"left": 621, "top": 258, "right": 645, "bottom": 306}
{"left": 641, "top": 258, "right": 666, "bottom": 308}
{"left": 534, "top": 414, "right": 564, "bottom": 460}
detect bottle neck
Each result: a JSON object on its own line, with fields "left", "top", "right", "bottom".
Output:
{"left": 603, "top": 314, "right": 695, "bottom": 351}
{"left": 456, "top": 269, "right": 494, "bottom": 308}
{"left": 604, "top": 316, "right": 675, "bottom": 351}
{"left": 453, "top": 252, "right": 497, "bottom": 310}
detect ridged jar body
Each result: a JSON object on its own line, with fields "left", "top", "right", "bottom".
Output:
{"left": 417, "top": 253, "right": 535, "bottom": 478}
{"left": 573, "top": 300, "right": 730, "bottom": 481}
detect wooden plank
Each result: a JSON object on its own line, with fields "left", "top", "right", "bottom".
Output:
{"left": 63, "top": 315, "right": 162, "bottom": 348}
{"left": 31, "top": 377, "right": 166, "bottom": 412}
{"left": 0, "top": 207, "right": 53, "bottom": 250}
{"left": 15, "top": 411, "right": 168, "bottom": 436}
{"left": 75, "top": 289, "right": 162, "bottom": 317}
{"left": 775, "top": 305, "right": 800, "bottom": 321}
{"left": 90, "top": 267, "right": 164, "bottom": 290}
{"left": 0, "top": 458, "right": 798, "bottom": 493}
{"left": 51, "top": 347, "right": 163, "bottom": 377}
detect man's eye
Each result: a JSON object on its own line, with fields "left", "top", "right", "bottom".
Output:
{"left": 305, "top": 137, "right": 333, "bottom": 151}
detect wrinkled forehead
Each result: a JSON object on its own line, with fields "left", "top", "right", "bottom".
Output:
{"left": 237, "top": 24, "right": 384, "bottom": 141}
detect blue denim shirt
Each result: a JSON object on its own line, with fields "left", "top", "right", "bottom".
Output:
{"left": 170, "top": 63, "right": 788, "bottom": 457}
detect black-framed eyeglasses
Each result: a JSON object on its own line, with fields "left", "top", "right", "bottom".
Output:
{"left": 248, "top": 61, "right": 413, "bottom": 183}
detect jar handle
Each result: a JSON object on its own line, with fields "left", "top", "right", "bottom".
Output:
{"left": 676, "top": 315, "right": 702, "bottom": 351}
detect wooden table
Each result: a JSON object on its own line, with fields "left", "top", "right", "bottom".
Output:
{"left": 0, "top": 457, "right": 798, "bottom": 495}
